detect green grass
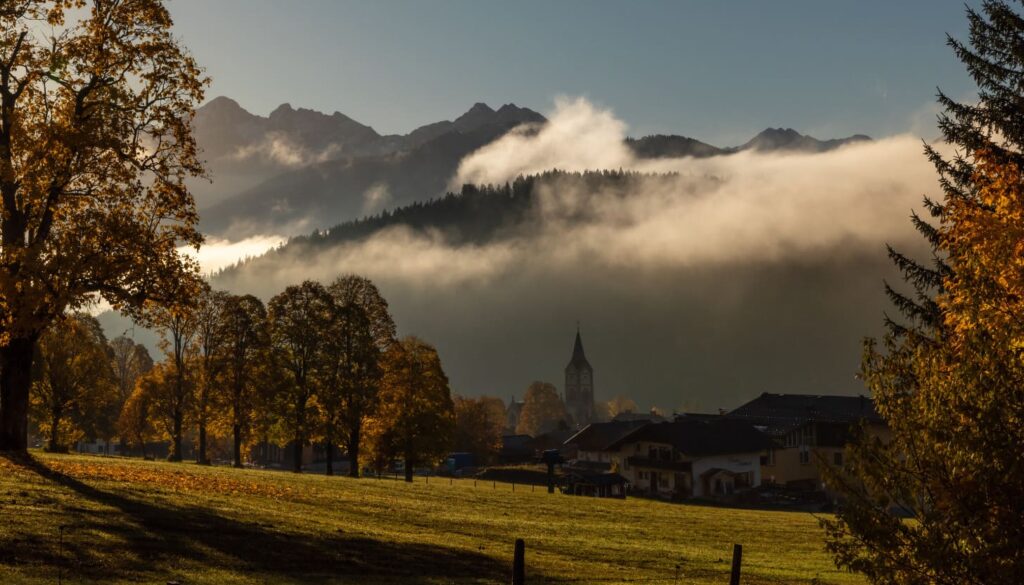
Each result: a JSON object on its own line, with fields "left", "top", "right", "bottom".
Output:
{"left": 0, "top": 452, "right": 864, "bottom": 584}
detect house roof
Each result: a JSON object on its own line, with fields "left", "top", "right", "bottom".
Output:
{"left": 726, "top": 393, "right": 882, "bottom": 437}
{"left": 563, "top": 420, "right": 650, "bottom": 451}
{"left": 607, "top": 418, "right": 772, "bottom": 457}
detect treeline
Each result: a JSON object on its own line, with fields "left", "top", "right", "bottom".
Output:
{"left": 220, "top": 169, "right": 683, "bottom": 275}
{"left": 30, "top": 276, "right": 505, "bottom": 480}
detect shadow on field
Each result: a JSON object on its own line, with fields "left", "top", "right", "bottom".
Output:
{"left": 1, "top": 453, "right": 514, "bottom": 583}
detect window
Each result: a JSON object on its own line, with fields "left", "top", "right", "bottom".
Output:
{"left": 833, "top": 452, "right": 843, "bottom": 466}
{"left": 766, "top": 448, "right": 776, "bottom": 466}
{"left": 799, "top": 446, "right": 810, "bottom": 465}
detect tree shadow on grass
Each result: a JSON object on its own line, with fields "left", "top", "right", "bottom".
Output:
{"left": 1, "top": 453, "right": 518, "bottom": 583}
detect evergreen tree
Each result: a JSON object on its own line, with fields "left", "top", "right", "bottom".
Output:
{"left": 824, "top": 3, "right": 1024, "bottom": 582}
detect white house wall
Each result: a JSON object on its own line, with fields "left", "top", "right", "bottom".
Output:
{"left": 690, "top": 453, "right": 762, "bottom": 497}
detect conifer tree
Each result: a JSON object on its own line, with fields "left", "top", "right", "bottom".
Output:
{"left": 824, "top": 3, "right": 1024, "bottom": 582}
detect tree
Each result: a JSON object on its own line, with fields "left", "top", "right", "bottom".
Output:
{"left": 30, "top": 314, "right": 117, "bottom": 452}
{"left": 221, "top": 294, "right": 267, "bottom": 468}
{"left": 824, "top": 3, "right": 1024, "bottom": 582}
{"left": 193, "top": 289, "right": 228, "bottom": 464}
{"left": 452, "top": 395, "right": 504, "bottom": 464}
{"left": 268, "top": 281, "right": 331, "bottom": 473}
{"left": 324, "top": 275, "right": 395, "bottom": 478}
{"left": 366, "top": 337, "right": 454, "bottom": 482}
{"left": 604, "top": 395, "right": 638, "bottom": 419}
{"left": 0, "top": 1, "right": 207, "bottom": 452}
{"left": 133, "top": 361, "right": 188, "bottom": 458}
{"left": 118, "top": 380, "right": 155, "bottom": 458}
{"left": 515, "top": 381, "right": 567, "bottom": 436}
{"left": 109, "top": 335, "right": 154, "bottom": 416}
{"left": 150, "top": 303, "right": 198, "bottom": 461}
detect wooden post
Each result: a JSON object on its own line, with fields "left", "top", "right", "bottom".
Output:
{"left": 729, "top": 544, "right": 742, "bottom": 585}
{"left": 512, "top": 482, "right": 515, "bottom": 492}
{"left": 512, "top": 538, "right": 525, "bottom": 585}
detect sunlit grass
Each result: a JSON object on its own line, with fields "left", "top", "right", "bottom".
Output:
{"left": 0, "top": 452, "right": 863, "bottom": 584}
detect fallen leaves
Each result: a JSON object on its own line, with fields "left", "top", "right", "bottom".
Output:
{"left": 42, "top": 459, "right": 301, "bottom": 499}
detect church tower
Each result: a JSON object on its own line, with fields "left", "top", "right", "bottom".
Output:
{"left": 564, "top": 327, "right": 595, "bottom": 427}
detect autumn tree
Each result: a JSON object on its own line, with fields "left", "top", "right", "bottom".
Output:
{"left": 0, "top": 1, "right": 207, "bottom": 452}
{"left": 221, "top": 294, "right": 268, "bottom": 468}
{"left": 604, "top": 395, "right": 638, "bottom": 419}
{"left": 30, "top": 314, "right": 117, "bottom": 452}
{"left": 824, "top": 3, "right": 1024, "bottom": 582}
{"left": 324, "top": 275, "right": 395, "bottom": 478}
{"left": 117, "top": 381, "right": 153, "bottom": 458}
{"left": 452, "top": 395, "right": 505, "bottom": 464}
{"left": 109, "top": 335, "right": 153, "bottom": 418}
{"left": 151, "top": 303, "right": 198, "bottom": 462}
{"left": 269, "top": 281, "right": 331, "bottom": 473}
{"left": 515, "top": 381, "right": 567, "bottom": 436}
{"left": 193, "top": 289, "right": 228, "bottom": 464}
{"left": 366, "top": 337, "right": 454, "bottom": 482}
{"left": 133, "top": 361, "right": 188, "bottom": 459}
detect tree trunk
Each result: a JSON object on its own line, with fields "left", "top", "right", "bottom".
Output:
{"left": 233, "top": 422, "right": 243, "bottom": 468}
{"left": 0, "top": 337, "right": 35, "bottom": 453}
{"left": 405, "top": 460, "right": 414, "bottom": 483}
{"left": 292, "top": 434, "right": 303, "bottom": 473}
{"left": 169, "top": 408, "right": 183, "bottom": 462}
{"left": 347, "top": 424, "right": 361, "bottom": 478}
{"left": 325, "top": 441, "right": 334, "bottom": 476}
{"left": 49, "top": 405, "right": 63, "bottom": 453}
{"left": 197, "top": 419, "right": 208, "bottom": 464}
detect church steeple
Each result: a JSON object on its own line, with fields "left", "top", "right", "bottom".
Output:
{"left": 569, "top": 327, "right": 591, "bottom": 369}
{"left": 564, "top": 325, "right": 595, "bottom": 427}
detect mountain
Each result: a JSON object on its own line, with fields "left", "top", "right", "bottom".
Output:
{"left": 733, "top": 127, "right": 872, "bottom": 153}
{"left": 626, "top": 134, "right": 725, "bottom": 158}
{"left": 190, "top": 96, "right": 872, "bottom": 238}
{"left": 197, "top": 101, "right": 546, "bottom": 238}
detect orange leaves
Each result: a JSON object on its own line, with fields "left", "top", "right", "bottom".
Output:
{"left": 43, "top": 459, "right": 301, "bottom": 500}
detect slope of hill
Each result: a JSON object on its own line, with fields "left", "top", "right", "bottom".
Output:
{"left": 190, "top": 96, "right": 871, "bottom": 238}
{"left": 195, "top": 99, "right": 547, "bottom": 237}
{"left": 0, "top": 452, "right": 863, "bottom": 584}
{"left": 733, "top": 127, "right": 872, "bottom": 153}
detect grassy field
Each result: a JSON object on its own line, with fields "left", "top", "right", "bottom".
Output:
{"left": 0, "top": 452, "right": 863, "bottom": 585}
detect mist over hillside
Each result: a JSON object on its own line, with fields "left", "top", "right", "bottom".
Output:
{"left": 208, "top": 99, "right": 938, "bottom": 409}
{"left": 190, "top": 96, "right": 871, "bottom": 240}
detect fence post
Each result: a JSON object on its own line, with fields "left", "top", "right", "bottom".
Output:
{"left": 512, "top": 538, "right": 525, "bottom": 585}
{"left": 729, "top": 544, "right": 742, "bottom": 585}
{"left": 512, "top": 482, "right": 515, "bottom": 492}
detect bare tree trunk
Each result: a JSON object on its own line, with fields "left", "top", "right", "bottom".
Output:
{"left": 48, "top": 405, "right": 63, "bottom": 453}
{"left": 292, "top": 435, "right": 303, "bottom": 473}
{"left": 169, "top": 409, "right": 183, "bottom": 462}
{"left": 325, "top": 440, "right": 334, "bottom": 476}
{"left": 0, "top": 337, "right": 35, "bottom": 453}
{"left": 233, "top": 422, "right": 243, "bottom": 468}
{"left": 197, "top": 419, "right": 208, "bottom": 464}
{"left": 347, "top": 424, "right": 361, "bottom": 478}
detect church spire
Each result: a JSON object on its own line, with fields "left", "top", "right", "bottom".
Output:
{"left": 568, "top": 324, "right": 591, "bottom": 369}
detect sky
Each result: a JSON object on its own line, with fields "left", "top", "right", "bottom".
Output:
{"left": 168, "top": 1, "right": 976, "bottom": 146}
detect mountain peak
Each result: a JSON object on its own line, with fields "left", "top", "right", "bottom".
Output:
{"left": 467, "top": 102, "right": 496, "bottom": 115}
{"left": 269, "top": 103, "right": 296, "bottom": 118}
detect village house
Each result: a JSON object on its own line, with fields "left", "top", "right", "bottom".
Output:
{"left": 602, "top": 417, "right": 772, "bottom": 499}
{"left": 725, "top": 393, "right": 887, "bottom": 492}
{"left": 563, "top": 419, "right": 651, "bottom": 469}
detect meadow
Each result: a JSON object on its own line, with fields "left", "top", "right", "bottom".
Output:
{"left": 0, "top": 452, "right": 864, "bottom": 584}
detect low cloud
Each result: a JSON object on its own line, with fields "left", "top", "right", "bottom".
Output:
{"left": 182, "top": 234, "right": 286, "bottom": 276}
{"left": 212, "top": 97, "right": 946, "bottom": 406}
{"left": 231, "top": 132, "right": 341, "bottom": 168}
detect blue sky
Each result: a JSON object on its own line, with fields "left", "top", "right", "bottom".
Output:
{"left": 169, "top": 1, "right": 976, "bottom": 145}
